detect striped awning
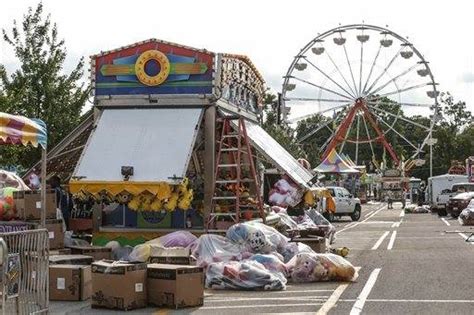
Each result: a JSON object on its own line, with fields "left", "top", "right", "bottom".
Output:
{"left": 0, "top": 113, "right": 47, "bottom": 149}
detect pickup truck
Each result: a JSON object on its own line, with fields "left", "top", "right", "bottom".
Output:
{"left": 439, "top": 183, "right": 474, "bottom": 216}
{"left": 325, "top": 186, "right": 362, "bottom": 222}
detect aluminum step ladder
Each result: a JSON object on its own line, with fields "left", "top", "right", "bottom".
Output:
{"left": 207, "top": 115, "right": 265, "bottom": 230}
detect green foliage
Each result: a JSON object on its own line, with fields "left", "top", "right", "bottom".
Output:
{"left": 0, "top": 2, "right": 90, "bottom": 170}
{"left": 261, "top": 93, "right": 306, "bottom": 163}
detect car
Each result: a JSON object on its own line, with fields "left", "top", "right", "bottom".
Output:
{"left": 325, "top": 187, "right": 361, "bottom": 222}
{"left": 446, "top": 191, "right": 474, "bottom": 218}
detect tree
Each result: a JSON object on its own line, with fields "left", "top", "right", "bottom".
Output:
{"left": 261, "top": 93, "right": 306, "bottom": 161}
{"left": 0, "top": 2, "right": 90, "bottom": 170}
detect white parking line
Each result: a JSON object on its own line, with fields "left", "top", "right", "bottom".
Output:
{"left": 364, "top": 210, "right": 374, "bottom": 218}
{"left": 340, "top": 298, "right": 474, "bottom": 303}
{"left": 207, "top": 297, "right": 328, "bottom": 302}
{"left": 316, "top": 267, "right": 361, "bottom": 315}
{"left": 387, "top": 231, "right": 397, "bottom": 250}
{"left": 200, "top": 303, "right": 324, "bottom": 310}
{"left": 350, "top": 268, "right": 381, "bottom": 315}
{"left": 391, "top": 219, "right": 403, "bottom": 228}
{"left": 336, "top": 205, "right": 387, "bottom": 235}
{"left": 399, "top": 210, "right": 405, "bottom": 217}
{"left": 371, "top": 231, "right": 390, "bottom": 250}
{"left": 441, "top": 218, "right": 451, "bottom": 226}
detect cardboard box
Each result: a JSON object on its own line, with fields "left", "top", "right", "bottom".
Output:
{"left": 49, "top": 265, "right": 92, "bottom": 301}
{"left": 148, "top": 247, "right": 194, "bottom": 265}
{"left": 68, "top": 246, "right": 112, "bottom": 261}
{"left": 27, "top": 219, "right": 64, "bottom": 249}
{"left": 69, "top": 218, "right": 93, "bottom": 232}
{"left": 13, "top": 190, "right": 57, "bottom": 221}
{"left": 147, "top": 264, "right": 204, "bottom": 309}
{"left": 46, "top": 220, "right": 64, "bottom": 249}
{"left": 50, "top": 248, "right": 72, "bottom": 255}
{"left": 91, "top": 260, "right": 147, "bottom": 311}
{"left": 291, "top": 236, "right": 327, "bottom": 253}
{"left": 49, "top": 255, "right": 94, "bottom": 265}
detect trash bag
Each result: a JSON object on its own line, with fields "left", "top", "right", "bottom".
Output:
{"left": 405, "top": 205, "right": 430, "bottom": 213}
{"left": 63, "top": 231, "right": 90, "bottom": 247}
{"left": 286, "top": 252, "right": 357, "bottom": 283}
{"left": 145, "top": 231, "right": 197, "bottom": 248}
{"left": 459, "top": 208, "right": 474, "bottom": 225}
{"left": 205, "top": 260, "right": 287, "bottom": 291}
{"left": 248, "top": 253, "right": 288, "bottom": 276}
{"left": 226, "top": 222, "right": 289, "bottom": 254}
{"left": 190, "top": 234, "right": 251, "bottom": 268}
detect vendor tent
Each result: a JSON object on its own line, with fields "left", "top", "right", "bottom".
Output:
{"left": 235, "top": 118, "right": 314, "bottom": 188}
{"left": 314, "top": 149, "right": 359, "bottom": 174}
{"left": 0, "top": 112, "right": 48, "bottom": 226}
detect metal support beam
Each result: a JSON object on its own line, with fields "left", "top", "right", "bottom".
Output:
{"left": 203, "top": 106, "right": 216, "bottom": 225}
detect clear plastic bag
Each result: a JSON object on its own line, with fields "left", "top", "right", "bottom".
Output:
{"left": 280, "top": 242, "right": 315, "bottom": 263}
{"left": 205, "top": 260, "right": 287, "bottom": 291}
{"left": 286, "top": 252, "right": 358, "bottom": 283}
{"left": 459, "top": 208, "right": 474, "bottom": 225}
{"left": 226, "top": 222, "right": 289, "bottom": 254}
{"left": 190, "top": 234, "right": 251, "bottom": 268}
{"left": 128, "top": 243, "right": 151, "bottom": 262}
{"left": 145, "top": 231, "right": 197, "bottom": 248}
{"left": 248, "top": 253, "right": 288, "bottom": 276}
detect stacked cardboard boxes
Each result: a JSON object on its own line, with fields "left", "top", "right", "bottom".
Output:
{"left": 89, "top": 260, "right": 204, "bottom": 311}
{"left": 13, "top": 190, "right": 64, "bottom": 249}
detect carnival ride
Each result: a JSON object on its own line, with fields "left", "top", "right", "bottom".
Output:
{"left": 282, "top": 24, "right": 440, "bottom": 175}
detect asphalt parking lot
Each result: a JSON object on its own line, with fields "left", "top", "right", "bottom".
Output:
{"left": 51, "top": 202, "right": 474, "bottom": 314}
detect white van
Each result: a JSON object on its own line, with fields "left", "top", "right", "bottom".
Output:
{"left": 427, "top": 174, "right": 468, "bottom": 210}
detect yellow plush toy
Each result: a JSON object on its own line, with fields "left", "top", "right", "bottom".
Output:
{"left": 178, "top": 189, "right": 193, "bottom": 210}
{"left": 164, "top": 192, "right": 179, "bottom": 211}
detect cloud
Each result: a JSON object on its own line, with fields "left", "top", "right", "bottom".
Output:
{"left": 461, "top": 72, "right": 474, "bottom": 83}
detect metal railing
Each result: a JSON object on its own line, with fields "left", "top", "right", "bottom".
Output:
{"left": 0, "top": 229, "right": 49, "bottom": 314}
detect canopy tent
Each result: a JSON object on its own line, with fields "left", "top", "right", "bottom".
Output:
{"left": 314, "top": 149, "right": 359, "bottom": 174}
{"left": 69, "top": 108, "right": 203, "bottom": 196}
{"left": 341, "top": 153, "right": 366, "bottom": 172}
{"left": 0, "top": 112, "right": 48, "bottom": 226}
{"left": 0, "top": 113, "right": 47, "bottom": 148}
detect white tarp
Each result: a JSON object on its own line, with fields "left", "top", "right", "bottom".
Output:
{"left": 243, "top": 119, "right": 314, "bottom": 189}
{"left": 73, "top": 108, "right": 202, "bottom": 182}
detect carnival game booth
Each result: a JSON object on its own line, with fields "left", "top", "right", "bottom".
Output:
{"left": 60, "top": 39, "right": 315, "bottom": 246}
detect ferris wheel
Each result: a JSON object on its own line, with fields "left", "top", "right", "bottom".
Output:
{"left": 282, "top": 24, "right": 440, "bottom": 173}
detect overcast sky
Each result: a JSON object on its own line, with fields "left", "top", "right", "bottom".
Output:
{"left": 1, "top": 0, "right": 473, "bottom": 112}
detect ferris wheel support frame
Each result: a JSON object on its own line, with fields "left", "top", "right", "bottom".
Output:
{"left": 322, "top": 98, "right": 400, "bottom": 165}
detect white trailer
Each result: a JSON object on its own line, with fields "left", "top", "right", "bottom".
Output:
{"left": 427, "top": 174, "right": 468, "bottom": 210}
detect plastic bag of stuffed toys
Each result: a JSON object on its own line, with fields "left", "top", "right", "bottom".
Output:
{"left": 268, "top": 177, "right": 304, "bottom": 208}
{"left": 286, "top": 252, "right": 358, "bottom": 283}
{"left": 226, "top": 222, "right": 289, "bottom": 254}
{"left": 205, "top": 260, "right": 287, "bottom": 291}
{"left": 145, "top": 230, "right": 197, "bottom": 248}
{"left": 459, "top": 207, "right": 474, "bottom": 226}
{"left": 190, "top": 234, "right": 252, "bottom": 269}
